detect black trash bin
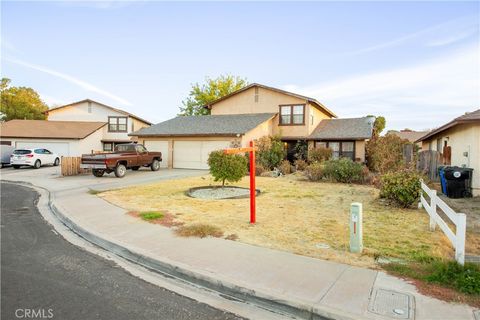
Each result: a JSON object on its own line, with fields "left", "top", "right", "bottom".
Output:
{"left": 443, "top": 166, "right": 474, "bottom": 198}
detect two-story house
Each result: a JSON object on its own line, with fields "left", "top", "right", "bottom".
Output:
{"left": 0, "top": 99, "right": 151, "bottom": 157}
{"left": 132, "top": 83, "right": 373, "bottom": 169}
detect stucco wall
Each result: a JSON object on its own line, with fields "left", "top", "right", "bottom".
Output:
{"left": 210, "top": 87, "right": 333, "bottom": 139}
{"left": 241, "top": 119, "right": 274, "bottom": 147}
{"left": 421, "top": 123, "right": 480, "bottom": 196}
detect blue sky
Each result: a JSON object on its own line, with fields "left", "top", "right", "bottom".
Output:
{"left": 1, "top": 1, "right": 479, "bottom": 130}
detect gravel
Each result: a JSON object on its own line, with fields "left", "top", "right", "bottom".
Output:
{"left": 189, "top": 187, "right": 250, "bottom": 200}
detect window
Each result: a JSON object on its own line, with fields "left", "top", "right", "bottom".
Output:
{"left": 103, "top": 143, "right": 113, "bottom": 151}
{"left": 136, "top": 145, "right": 147, "bottom": 153}
{"left": 108, "top": 117, "right": 128, "bottom": 132}
{"left": 43, "top": 149, "right": 52, "bottom": 154}
{"left": 254, "top": 87, "right": 259, "bottom": 103}
{"left": 436, "top": 138, "right": 442, "bottom": 153}
{"left": 279, "top": 105, "right": 305, "bottom": 125}
{"left": 315, "top": 141, "right": 355, "bottom": 160}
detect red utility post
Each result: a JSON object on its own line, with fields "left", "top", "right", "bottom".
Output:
{"left": 223, "top": 140, "right": 257, "bottom": 224}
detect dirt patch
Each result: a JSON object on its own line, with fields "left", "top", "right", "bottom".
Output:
{"left": 175, "top": 223, "right": 224, "bottom": 238}
{"left": 127, "top": 211, "right": 184, "bottom": 227}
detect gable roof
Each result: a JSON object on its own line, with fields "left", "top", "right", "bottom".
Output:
{"left": 308, "top": 117, "right": 374, "bottom": 140}
{"left": 387, "top": 130, "right": 430, "bottom": 143}
{"left": 131, "top": 113, "right": 276, "bottom": 137}
{"left": 46, "top": 99, "right": 152, "bottom": 125}
{"left": 204, "top": 83, "right": 337, "bottom": 118}
{"left": 415, "top": 109, "right": 480, "bottom": 142}
{"left": 0, "top": 120, "right": 107, "bottom": 139}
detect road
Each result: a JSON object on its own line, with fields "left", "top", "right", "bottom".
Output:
{"left": 1, "top": 182, "right": 244, "bottom": 320}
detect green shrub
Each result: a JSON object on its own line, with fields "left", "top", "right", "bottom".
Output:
{"left": 308, "top": 147, "right": 332, "bottom": 163}
{"left": 379, "top": 169, "right": 422, "bottom": 207}
{"left": 278, "top": 160, "right": 291, "bottom": 175}
{"left": 294, "top": 159, "right": 308, "bottom": 171}
{"left": 304, "top": 162, "right": 324, "bottom": 181}
{"left": 256, "top": 135, "right": 286, "bottom": 169}
{"left": 366, "top": 134, "right": 407, "bottom": 173}
{"left": 294, "top": 140, "right": 308, "bottom": 160}
{"left": 323, "top": 158, "right": 364, "bottom": 183}
{"left": 208, "top": 150, "right": 248, "bottom": 186}
{"left": 139, "top": 211, "right": 164, "bottom": 221}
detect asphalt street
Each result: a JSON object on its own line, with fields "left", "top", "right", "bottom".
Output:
{"left": 1, "top": 182, "right": 244, "bottom": 320}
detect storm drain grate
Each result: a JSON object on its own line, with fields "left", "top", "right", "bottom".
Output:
{"left": 474, "top": 309, "right": 480, "bottom": 320}
{"left": 368, "top": 289, "right": 414, "bottom": 319}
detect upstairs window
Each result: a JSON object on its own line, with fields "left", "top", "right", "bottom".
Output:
{"left": 108, "top": 116, "right": 128, "bottom": 132}
{"left": 279, "top": 105, "right": 305, "bottom": 125}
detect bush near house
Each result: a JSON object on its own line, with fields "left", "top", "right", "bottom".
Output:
{"left": 308, "top": 147, "right": 332, "bottom": 163}
{"left": 366, "top": 134, "right": 408, "bottom": 173}
{"left": 294, "top": 159, "right": 308, "bottom": 171}
{"left": 294, "top": 140, "right": 308, "bottom": 160}
{"left": 278, "top": 160, "right": 292, "bottom": 175}
{"left": 304, "top": 162, "right": 324, "bottom": 181}
{"left": 379, "top": 169, "right": 422, "bottom": 207}
{"left": 208, "top": 151, "right": 248, "bottom": 186}
{"left": 323, "top": 158, "right": 365, "bottom": 183}
{"left": 256, "top": 135, "right": 286, "bottom": 170}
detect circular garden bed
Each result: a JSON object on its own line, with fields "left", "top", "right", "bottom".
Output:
{"left": 187, "top": 186, "right": 261, "bottom": 200}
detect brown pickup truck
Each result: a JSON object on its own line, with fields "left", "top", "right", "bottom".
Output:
{"left": 80, "top": 144, "right": 162, "bottom": 178}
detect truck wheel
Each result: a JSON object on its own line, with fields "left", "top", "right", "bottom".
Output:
{"left": 150, "top": 159, "right": 160, "bottom": 171}
{"left": 115, "top": 164, "right": 127, "bottom": 178}
{"left": 92, "top": 169, "right": 105, "bottom": 177}
{"left": 132, "top": 166, "right": 140, "bottom": 171}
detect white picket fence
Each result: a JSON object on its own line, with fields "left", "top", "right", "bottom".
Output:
{"left": 419, "top": 180, "right": 467, "bottom": 265}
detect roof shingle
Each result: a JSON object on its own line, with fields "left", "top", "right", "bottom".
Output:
{"left": 131, "top": 113, "right": 276, "bottom": 137}
{"left": 416, "top": 109, "right": 480, "bottom": 142}
{"left": 0, "top": 120, "right": 106, "bottom": 139}
{"left": 309, "top": 117, "right": 374, "bottom": 140}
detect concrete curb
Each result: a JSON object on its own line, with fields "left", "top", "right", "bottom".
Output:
{"left": 5, "top": 180, "right": 369, "bottom": 320}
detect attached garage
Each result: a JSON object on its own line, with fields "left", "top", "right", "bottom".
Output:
{"left": 143, "top": 140, "right": 169, "bottom": 168}
{"left": 15, "top": 141, "right": 70, "bottom": 157}
{"left": 173, "top": 140, "right": 231, "bottom": 169}
{"left": 131, "top": 113, "right": 276, "bottom": 169}
{"left": 0, "top": 120, "right": 106, "bottom": 157}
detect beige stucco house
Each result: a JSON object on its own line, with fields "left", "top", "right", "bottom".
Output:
{"left": 416, "top": 109, "right": 480, "bottom": 196}
{"left": 0, "top": 99, "right": 151, "bottom": 156}
{"left": 132, "top": 83, "right": 374, "bottom": 169}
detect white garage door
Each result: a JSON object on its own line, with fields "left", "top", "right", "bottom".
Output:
{"left": 143, "top": 140, "right": 169, "bottom": 168}
{"left": 173, "top": 141, "right": 230, "bottom": 169}
{"left": 16, "top": 141, "right": 70, "bottom": 157}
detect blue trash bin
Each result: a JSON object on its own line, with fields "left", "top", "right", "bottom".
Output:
{"left": 438, "top": 166, "right": 448, "bottom": 195}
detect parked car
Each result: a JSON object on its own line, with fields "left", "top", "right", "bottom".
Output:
{"left": 80, "top": 143, "right": 162, "bottom": 178}
{"left": 1, "top": 145, "right": 15, "bottom": 168}
{"left": 10, "top": 148, "right": 60, "bottom": 169}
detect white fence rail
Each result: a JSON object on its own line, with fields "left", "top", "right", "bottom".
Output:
{"left": 419, "top": 180, "right": 467, "bottom": 265}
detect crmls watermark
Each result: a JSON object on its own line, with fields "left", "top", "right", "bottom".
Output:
{"left": 15, "top": 308, "right": 54, "bottom": 319}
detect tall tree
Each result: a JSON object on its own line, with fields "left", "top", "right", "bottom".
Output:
{"left": 367, "top": 115, "right": 386, "bottom": 138}
{"left": 179, "top": 75, "right": 248, "bottom": 116}
{"left": 0, "top": 78, "right": 49, "bottom": 121}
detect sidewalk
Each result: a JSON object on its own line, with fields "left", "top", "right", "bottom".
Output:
{"left": 3, "top": 169, "right": 477, "bottom": 320}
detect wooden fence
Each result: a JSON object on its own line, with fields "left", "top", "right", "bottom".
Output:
{"left": 417, "top": 150, "right": 442, "bottom": 181}
{"left": 61, "top": 157, "right": 90, "bottom": 176}
{"left": 419, "top": 180, "right": 466, "bottom": 265}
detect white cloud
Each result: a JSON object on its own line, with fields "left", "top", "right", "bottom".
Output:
{"left": 285, "top": 44, "right": 480, "bottom": 130}
{"left": 6, "top": 58, "right": 132, "bottom": 106}
{"left": 345, "top": 15, "right": 478, "bottom": 56}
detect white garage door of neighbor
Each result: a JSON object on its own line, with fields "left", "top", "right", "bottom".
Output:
{"left": 143, "top": 140, "right": 169, "bottom": 168}
{"left": 173, "top": 141, "right": 231, "bottom": 169}
{"left": 16, "top": 141, "right": 70, "bottom": 157}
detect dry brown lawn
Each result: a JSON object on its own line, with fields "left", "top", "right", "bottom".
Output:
{"left": 100, "top": 174, "right": 480, "bottom": 268}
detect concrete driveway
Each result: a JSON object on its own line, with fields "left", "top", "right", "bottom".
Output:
{"left": 0, "top": 165, "right": 207, "bottom": 192}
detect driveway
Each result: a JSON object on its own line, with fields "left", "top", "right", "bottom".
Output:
{"left": 0, "top": 165, "right": 207, "bottom": 193}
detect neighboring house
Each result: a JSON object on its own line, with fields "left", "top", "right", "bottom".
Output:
{"left": 132, "top": 83, "right": 373, "bottom": 169}
{"left": 0, "top": 120, "right": 106, "bottom": 156}
{"left": 388, "top": 129, "right": 430, "bottom": 149}
{"left": 415, "top": 109, "right": 480, "bottom": 196}
{"left": 46, "top": 99, "right": 151, "bottom": 152}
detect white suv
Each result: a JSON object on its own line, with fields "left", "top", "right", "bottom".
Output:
{"left": 10, "top": 148, "right": 60, "bottom": 169}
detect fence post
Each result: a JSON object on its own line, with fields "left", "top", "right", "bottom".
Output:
{"left": 455, "top": 213, "right": 466, "bottom": 265}
{"left": 429, "top": 189, "right": 437, "bottom": 231}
